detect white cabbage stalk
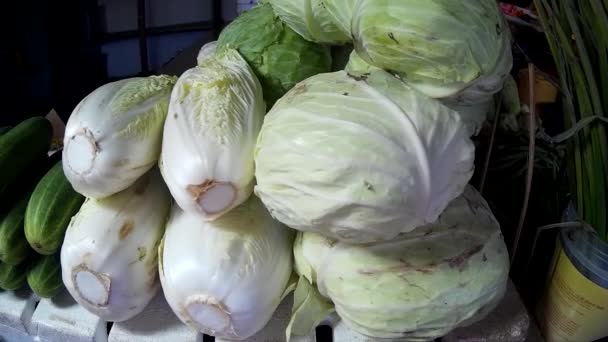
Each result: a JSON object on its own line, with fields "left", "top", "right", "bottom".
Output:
{"left": 160, "top": 49, "right": 265, "bottom": 220}
{"left": 265, "top": 0, "right": 350, "bottom": 44}
{"left": 60, "top": 170, "right": 171, "bottom": 322}
{"left": 159, "top": 197, "right": 293, "bottom": 340}
{"left": 63, "top": 75, "right": 176, "bottom": 198}
{"left": 197, "top": 41, "right": 217, "bottom": 65}
{"left": 255, "top": 70, "right": 474, "bottom": 243}
{"left": 294, "top": 186, "right": 510, "bottom": 340}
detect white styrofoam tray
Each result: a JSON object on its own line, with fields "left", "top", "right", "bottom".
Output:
{"left": 0, "top": 280, "right": 540, "bottom": 342}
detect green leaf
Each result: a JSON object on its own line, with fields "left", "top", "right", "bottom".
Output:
{"left": 285, "top": 276, "right": 334, "bottom": 340}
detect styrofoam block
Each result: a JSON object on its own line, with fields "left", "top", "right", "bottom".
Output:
{"left": 0, "top": 288, "right": 39, "bottom": 335}
{"left": 30, "top": 289, "right": 107, "bottom": 342}
{"left": 331, "top": 322, "right": 375, "bottom": 342}
{"left": 0, "top": 324, "right": 33, "bottom": 342}
{"left": 216, "top": 279, "right": 534, "bottom": 342}
{"left": 215, "top": 295, "right": 315, "bottom": 342}
{"left": 108, "top": 294, "right": 200, "bottom": 342}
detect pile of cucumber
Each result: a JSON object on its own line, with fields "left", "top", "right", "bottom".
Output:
{"left": 0, "top": 117, "right": 84, "bottom": 298}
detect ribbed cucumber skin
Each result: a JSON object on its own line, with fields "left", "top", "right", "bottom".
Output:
{"left": 25, "top": 161, "right": 85, "bottom": 255}
{"left": 0, "top": 117, "right": 52, "bottom": 198}
{"left": 27, "top": 255, "right": 63, "bottom": 298}
{"left": 0, "top": 152, "right": 63, "bottom": 217}
{"left": 0, "top": 195, "right": 32, "bottom": 265}
{"left": 0, "top": 262, "right": 27, "bottom": 290}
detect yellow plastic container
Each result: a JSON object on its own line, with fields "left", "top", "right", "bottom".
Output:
{"left": 538, "top": 228, "right": 608, "bottom": 342}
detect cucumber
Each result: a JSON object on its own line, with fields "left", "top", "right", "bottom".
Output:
{"left": 0, "top": 261, "right": 27, "bottom": 290}
{"left": 0, "top": 151, "right": 62, "bottom": 216}
{"left": 0, "top": 155, "right": 62, "bottom": 259}
{"left": 0, "top": 117, "right": 52, "bottom": 198}
{"left": 27, "top": 255, "right": 63, "bottom": 298}
{"left": 0, "top": 195, "right": 32, "bottom": 265}
{"left": 25, "top": 161, "right": 85, "bottom": 255}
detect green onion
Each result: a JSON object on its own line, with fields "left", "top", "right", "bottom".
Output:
{"left": 534, "top": 0, "right": 608, "bottom": 239}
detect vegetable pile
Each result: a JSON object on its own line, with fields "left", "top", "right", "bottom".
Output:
{"left": 0, "top": 0, "right": 513, "bottom": 340}
{"left": 0, "top": 117, "right": 83, "bottom": 299}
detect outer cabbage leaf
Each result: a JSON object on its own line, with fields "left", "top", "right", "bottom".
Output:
{"left": 352, "top": 0, "right": 511, "bottom": 98}
{"left": 255, "top": 70, "right": 474, "bottom": 243}
{"left": 347, "top": 41, "right": 513, "bottom": 136}
{"left": 345, "top": 49, "right": 381, "bottom": 76}
{"left": 217, "top": 3, "right": 332, "bottom": 107}
{"left": 197, "top": 41, "right": 217, "bottom": 65}
{"left": 440, "top": 35, "right": 513, "bottom": 135}
{"left": 294, "top": 186, "right": 510, "bottom": 339}
{"left": 320, "top": 0, "right": 359, "bottom": 38}
{"left": 265, "top": 0, "right": 350, "bottom": 44}
{"left": 160, "top": 49, "right": 265, "bottom": 220}
{"left": 160, "top": 197, "right": 294, "bottom": 340}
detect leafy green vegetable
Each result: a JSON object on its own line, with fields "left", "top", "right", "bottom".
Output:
{"left": 160, "top": 49, "right": 265, "bottom": 219}
{"left": 265, "top": 0, "right": 350, "bottom": 44}
{"left": 293, "top": 186, "right": 510, "bottom": 339}
{"left": 217, "top": 3, "right": 332, "bottom": 107}
{"left": 63, "top": 75, "right": 176, "bottom": 198}
{"left": 351, "top": 0, "right": 511, "bottom": 98}
{"left": 160, "top": 197, "right": 294, "bottom": 340}
{"left": 255, "top": 70, "right": 474, "bottom": 243}
{"left": 535, "top": 0, "right": 608, "bottom": 238}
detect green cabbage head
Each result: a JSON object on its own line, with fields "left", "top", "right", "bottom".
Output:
{"left": 254, "top": 70, "right": 475, "bottom": 243}
{"left": 217, "top": 3, "right": 332, "bottom": 107}
{"left": 346, "top": 41, "right": 512, "bottom": 136}
{"left": 294, "top": 186, "right": 510, "bottom": 340}
{"left": 263, "top": 0, "right": 350, "bottom": 44}
{"left": 351, "top": 0, "right": 511, "bottom": 98}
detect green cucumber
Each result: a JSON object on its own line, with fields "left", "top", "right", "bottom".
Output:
{"left": 27, "top": 255, "right": 63, "bottom": 298}
{"left": 0, "top": 154, "right": 62, "bottom": 260}
{"left": 25, "top": 161, "right": 85, "bottom": 255}
{"left": 0, "top": 195, "right": 32, "bottom": 265}
{"left": 0, "top": 151, "right": 62, "bottom": 216}
{"left": 0, "top": 261, "right": 27, "bottom": 290}
{"left": 0, "top": 117, "right": 52, "bottom": 198}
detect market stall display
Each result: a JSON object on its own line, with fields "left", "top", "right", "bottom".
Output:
{"left": 0, "top": 0, "right": 516, "bottom": 341}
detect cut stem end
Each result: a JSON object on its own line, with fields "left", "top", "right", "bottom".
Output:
{"left": 188, "top": 181, "right": 237, "bottom": 216}
{"left": 185, "top": 296, "right": 231, "bottom": 335}
{"left": 72, "top": 264, "right": 111, "bottom": 307}
{"left": 66, "top": 129, "right": 98, "bottom": 176}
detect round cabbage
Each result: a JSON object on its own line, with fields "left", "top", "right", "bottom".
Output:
{"left": 264, "top": 0, "right": 350, "bottom": 44}
{"left": 351, "top": 0, "right": 511, "bottom": 98}
{"left": 294, "top": 186, "right": 510, "bottom": 340}
{"left": 254, "top": 70, "right": 475, "bottom": 243}
{"left": 217, "top": 3, "right": 332, "bottom": 107}
{"left": 346, "top": 39, "right": 513, "bottom": 136}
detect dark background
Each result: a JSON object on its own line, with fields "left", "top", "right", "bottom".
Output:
{"left": 0, "top": 0, "right": 537, "bottom": 128}
{"left": 0, "top": 0, "right": 230, "bottom": 127}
